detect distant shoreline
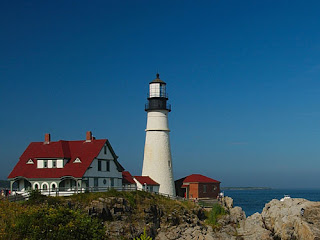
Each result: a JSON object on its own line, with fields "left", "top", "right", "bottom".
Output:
{"left": 221, "top": 187, "right": 272, "bottom": 190}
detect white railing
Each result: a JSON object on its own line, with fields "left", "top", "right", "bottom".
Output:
{"left": 7, "top": 186, "right": 189, "bottom": 203}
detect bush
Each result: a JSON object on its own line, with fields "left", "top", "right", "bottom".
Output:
{"left": 1, "top": 203, "right": 106, "bottom": 240}
{"left": 134, "top": 228, "right": 152, "bottom": 240}
{"left": 206, "top": 203, "right": 226, "bottom": 226}
{"left": 28, "top": 189, "right": 46, "bottom": 203}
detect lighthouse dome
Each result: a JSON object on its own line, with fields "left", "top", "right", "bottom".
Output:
{"left": 150, "top": 73, "right": 166, "bottom": 84}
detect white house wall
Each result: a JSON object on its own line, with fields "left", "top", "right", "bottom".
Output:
{"left": 83, "top": 143, "right": 122, "bottom": 188}
{"left": 134, "top": 178, "right": 144, "bottom": 190}
{"left": 96, "top": 145, "right": 114, "bottom": 159}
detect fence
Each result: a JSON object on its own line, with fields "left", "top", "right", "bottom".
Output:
{"left": 7, "top": 185, "right": 182, "bottom": 202}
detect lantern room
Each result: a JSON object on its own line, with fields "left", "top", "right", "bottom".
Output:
{"left": 149, "top": 73, "right": 167, "bottom": 98}
{"left": 145, "top": 74, "right": 171, "bottom": 112}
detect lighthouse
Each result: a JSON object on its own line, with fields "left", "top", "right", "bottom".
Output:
{"left": 142, "top": 74, "right": 176, "bottom": 196}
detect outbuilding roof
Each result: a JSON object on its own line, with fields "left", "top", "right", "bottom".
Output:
{"left": 134, "top": 176, "right": 159, "bottom": 185}
{"left": 122, "top": 171, "right": 135, "bottom": 184}
{"left": 8, "top": 137, "right": 124, "bottom": 180}
{"left": 183, "top": 174, "right": 220, "bottom": 184}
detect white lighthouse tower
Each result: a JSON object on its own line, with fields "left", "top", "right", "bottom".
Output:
{"left": 142, "top": 74, "right": 176, "bottom": 196}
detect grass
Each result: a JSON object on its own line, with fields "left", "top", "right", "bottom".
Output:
{"left": 205, "top": 203, "right": 226, "bottom": 227}
{"left": 2, "top": 190, "right": 199, "bottom": 239}
{"left": 0, "top": 200, "right": 106, "bottom": 240}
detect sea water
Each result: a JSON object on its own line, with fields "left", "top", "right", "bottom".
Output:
{"left": 223, "top": 189, "right": 320, "bottom": 216}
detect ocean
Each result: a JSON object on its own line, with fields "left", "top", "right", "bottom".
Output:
{"left": 223, "top": 189, "right": 320, "bottom": 217}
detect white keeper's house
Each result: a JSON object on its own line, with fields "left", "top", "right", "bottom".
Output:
{"left": 8, "top": 131, "right": 124, "bottom": 193}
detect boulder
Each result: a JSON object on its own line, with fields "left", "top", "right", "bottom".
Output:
{"left": 229, "top": 206, "right": 246, "bottom": 224}
{"left": 237, "top": 212, "right": 273, "bottom": 240}
{"left": 261, "top": 198, "right": 320, "bottom": 240}
{"left": 222, "top": 196, "right": 234, "bottom": 210}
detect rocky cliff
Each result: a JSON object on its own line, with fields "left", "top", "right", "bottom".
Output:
{"left": 79, "top": 192, "right": 320, "bottom": 239}
{"left": 211, "top": 197, "right": 320, "bottom": 240}
{"left": 261, "top": 198, "right": 320, "bottom": 240}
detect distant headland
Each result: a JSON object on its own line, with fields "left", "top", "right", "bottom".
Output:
{"left": 221, "top": 187, "right": 272, "bottom": 190}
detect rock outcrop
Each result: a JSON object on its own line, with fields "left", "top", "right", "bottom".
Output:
{"left": 85, "top": 194, "right": 320, "bottom": 240}
{"left": 261, "top": 198, "right": 320, "bottom": 240}
{"left": 237, "top": 213, "right": 273, "bottom": 240}
{"left": 86, "top": 196, "right": 207, "bottom": 239}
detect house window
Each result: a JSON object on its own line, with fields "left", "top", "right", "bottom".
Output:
{"left": 98, "top": 160, "right": 102, "bottom": 171}
{"left": 150, "top": 186, "right": 154, "bottom": 192}
{"left": 43, "top": 160, "right": 48, "bottom": 168}
{"left": 104, "top": 145, "right": 107, "bottom": 154}
{"left": 103, "top": 179, "right": 107, "bottom": 185}
{"left": 94, "top": 178, "right": 98, "bottom": 189}
{"left": 203, "top": 185, "right": 207, "bottom": 193}
{"left": 213, "top": 186, "right": 217, "bottom": 192}
{"left": 106, "top": 161, "right": 110, "bottom": 171}
{"left": 71, "top": 180, "right": 76, "bottom": 188}
{"left": 34, "top": 184, "right": 39, "bottom": 190}
{"left": 52, "top": 184, "right": 56, "bottom": 190}
{"left": 52, "top": 160, "right": 57, "bottom": 168}
{"left": 110, "top": 178, "right": 114, "bottom": 187}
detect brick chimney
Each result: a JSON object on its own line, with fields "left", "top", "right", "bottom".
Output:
{"left": 86, "top": 131, "right": 92, "bottom": 142}
{"left": 44, "top": 133, "right": 50, "bottom": 144}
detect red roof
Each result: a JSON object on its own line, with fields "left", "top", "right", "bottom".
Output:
{"left": 134, "top": 176, "right": 159, "bottom": 185}
{"left": 183, "top": 174, "right": 220, "bottom": 184}
{"left": 8, "top": 139, "right": 123, "bottom": 179}
{"left": 122, "top": 171, "right": 135, "bottom": 184}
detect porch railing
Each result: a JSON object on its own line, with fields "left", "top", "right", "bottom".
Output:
{"left": 7, "top": 186, "right": 186, "bottom": 202}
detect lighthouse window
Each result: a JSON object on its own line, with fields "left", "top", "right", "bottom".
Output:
{"left": 150, "top": 83, "right": 160, "bottom": 97}
{"left": 160, "top": 85, "right": 166, "bottom": 97}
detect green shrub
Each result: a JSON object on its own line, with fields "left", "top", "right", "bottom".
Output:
{"left": 134, "top": 228, "right": 152, "bottom": 240}
{"left": 28, "top": 189, "right": 46, "bottom": 203}
{"left": 25, "top": 190, "right": 62, "bottom": 207}
{"left": 206, "top": 203, "right": 226, "bottom": 226}
{"left": 2, "top": 205, "right": 106, "bottom": 240}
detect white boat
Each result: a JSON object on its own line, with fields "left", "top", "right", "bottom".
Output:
{"left": 280, "top": 195, "right": 291, "bottom": 201}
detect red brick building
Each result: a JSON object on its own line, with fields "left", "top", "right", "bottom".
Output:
{"left": 175, "top": 174, "right": 220, "bottom": 199}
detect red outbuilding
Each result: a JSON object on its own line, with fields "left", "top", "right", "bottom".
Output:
{"left": 175, "top": 174, "right": 220, "bottom": 199}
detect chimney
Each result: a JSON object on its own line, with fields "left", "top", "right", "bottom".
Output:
{"left": 44, "top": 133, "right": 50, "bottom": 144}
{"left": 86, "top": 131, "right": 92, "bottom": 142}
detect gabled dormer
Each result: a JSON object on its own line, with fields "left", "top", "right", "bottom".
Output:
{"left": 73, "top": 157, "right": 81, "bottom": 163}
{"left": 36, "top": 159, "right": 66, "bottom": 168}
{"left": 26, "top": 159, "right": 34, "bottom": 164}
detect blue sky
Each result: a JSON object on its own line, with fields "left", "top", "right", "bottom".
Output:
{"left": 1, "top": 1, "right": 320, "bottom": 188}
